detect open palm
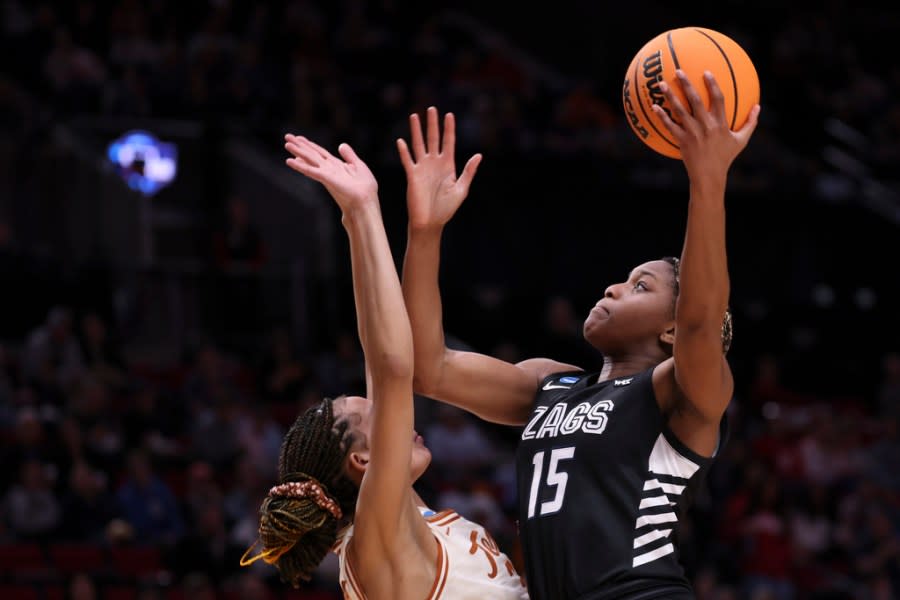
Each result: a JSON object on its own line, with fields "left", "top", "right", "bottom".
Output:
{"left": 397, "top": 107, "right": 482, "bottom": 231}
{"left": 285, "top": 134, "right": 377, "bottom": 213}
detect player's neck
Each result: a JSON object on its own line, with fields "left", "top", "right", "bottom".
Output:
{"left": 597, "top": 356, "right": 657, "bottom": 383}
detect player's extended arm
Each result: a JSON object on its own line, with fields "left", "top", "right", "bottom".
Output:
{"left": 653, "top": 71, "right": 759, "bottom": 453}
{"left": 399, "top": 107, "right": 580, "bottom": 426}
{"left": 285, "top": 136, "right": 422, "bottom": 552}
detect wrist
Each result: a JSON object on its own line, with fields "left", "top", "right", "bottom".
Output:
{"left": 407, "top": 222, "right": 445, "bottom": 237}
{"left": 689, "top": 172, "right": 727, "bottom": 198}
{"left": 340, "top": 197, "right": 381, "bottom": 226}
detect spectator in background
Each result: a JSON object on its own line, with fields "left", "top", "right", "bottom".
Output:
{"left": 746, "top": 353, "right": 811, "bottom": 419}
{"left": 180, "top": 340, "right": 245, "bottom": 429}
{"left": 852, "top": 508, "right": 900, "bottom": 586}
{"left": 22, "top": 305, "right": 85, "bottom": 402}
{"left": 116, "top": 449, "right": 184, "bottom": 545}
{"left": 180, "top": 572, "right": 217, "bottom": 600}
{"left": 70, "top": 375, "right": 124, "bottom": 475}
{"left": 424, "top": 404, "right": 495, "bottom": 482}
{"left": 43, "top": 26, "right": 106, "bottom": 113}
{"left": 314, "top": 329, "right": 366, "bottom": 398}
{"left": 77, "top": 312, "right": 128, "bottom": 391}
{"left": 877, "top": 352, "right": 900, "bottom": 420}
{"left": 66, "top": 572, "right": 99, "bottom": 600}
{"left": 435, "top": 478, "right": 509, "bottom": 540}
{"left": 3, "top": 457, "right": 62, "bottom": 540}
{"left": 60, "top": 460, "right": 118, "bottom": 542}
{"left": 174, "top": 502, "right": 237, "bottom": 582}
{"left": 230, "top": 572, "right": 275, "bottom": 600}
{"left": 535, "top": 295, "right": 596, "bottom": 368}
{"left": 0, "top": 220, "right": 25, "bottom": 339}
{"left": 222, "top": 454, "right": 266, "bottom": 527}
{"left": 211, "top": 196, "right": 267, "bottom": 355}
{"left": 739, "top": 479, "right": 794, "bottom": 600}
{"left": 212, "top": 196, "right": 266, "bottom": 271}
{"left": 0, "top": 406, "right": 69, "bottom": 492}
{"left": 182, "top": 460, "right": 223, "bottom": 523}
{"left": 864, "top": 416, "right": 900, "bottom": 493}
{"left": 789, "top": 484, "right": 833, "bottom": 562}
{"left": 258, "top": 326, "right": 315, "bottom": 406}
{"left": 0, "top": 344, "right": 14, "bottom": 418}
{"left": 135, "top": 586, "right": 165, "bottom": 600}
{"left": 189, "top": 396, "right": 243, "bottom": 471}
{"left": 235, "top": 404, "right": 283, "bottom": 480}
{"left": 121, "top": 384, "right": 182, "bottom": 460}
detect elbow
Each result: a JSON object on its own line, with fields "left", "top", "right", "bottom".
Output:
{"left": 373, "top": 350, "right": 414, "bottom": 382}
{"left": 412, "top": 373, "right": 436, "bottom": 397}
{"left": 411, "top": 349, "right": 449, "bottom": 397}
{"left": 412, "top": 365, "right": 442, "bottom": 397}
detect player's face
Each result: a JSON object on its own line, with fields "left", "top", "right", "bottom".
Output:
{"left": 335, "top": 395, "right": 432, "bottom": 483}
{"left": 582, "top": 260, "right": 676, "bottom": 353}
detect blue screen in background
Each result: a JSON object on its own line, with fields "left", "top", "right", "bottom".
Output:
{"left": 107, "top": 130, "right": 178, "bottom": 196}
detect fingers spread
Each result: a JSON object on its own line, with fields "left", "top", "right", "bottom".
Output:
{"left": 426, "top": 106, "right": 440, "bottom": 154}
{"left": 338, "top": 142, "right": 360, "bottom": 165}
{"left": 675, "top": 70, "right": 705, "bottom": 121}
{"left": 457, "top": 153, "right": 482, "bottom": 193}
{"left": 704, "top": 71, "right": 727, "bottom": 124}
{"left": 441, "top": 112, "right": 456, "bottom": 156}
{"left": 658, "top": 80, "right": 690, "bottom": 133}
{"left": 303, "top": 136, "right": 333, "bottom": 160}
{"left": 397, "top": 138, "right": 414, "bottom": 171}
{"left": 285, "top": 141, "right": 321, "bottom": 168}
{"left": 286, "top": 156, "right": 320, "bottom": 179}
{"left": 651, "top": 102, "right": 681, "bottom": 137}
{"left": 409, "top": 112, "right": 426, "bottom": 159}
{"left": 735, "top": 104, "right": 761, "bottom": 144}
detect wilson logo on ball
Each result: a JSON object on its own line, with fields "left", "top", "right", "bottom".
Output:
{"left": 642, "top": 51, "right": 675, "bottom": 124}
{"left": 621, "top": 27, "right": 760, "bottom": 159}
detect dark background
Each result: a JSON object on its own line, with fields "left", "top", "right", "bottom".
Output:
{"left": 0, "top": 1, "right": 898, "bottom": 599}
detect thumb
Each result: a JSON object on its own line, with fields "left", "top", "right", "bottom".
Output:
{"left": 338, "top": 142, "right": 362, "bottom": 165}
{"left": 396, "top": 138, "right": 414, "bottom": 174}
{"left": 735, "top": 104, "right": 761, "bottom": 145}
{"left": 457, "top": 153, "right": 483, "bottom": 195}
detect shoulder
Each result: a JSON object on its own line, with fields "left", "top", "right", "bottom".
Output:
{"left": 537, "top": 370, "right": 590, "bottom": 391}
{"left": 651, "top": 357, "right": 680, "bottom": 412}
{"left": 516, "top": 358, "right": 584, "bottom": 386}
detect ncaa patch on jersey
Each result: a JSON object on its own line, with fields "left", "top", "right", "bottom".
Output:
{"left": 560, "top": 376, "right": 580, "bottom": 384}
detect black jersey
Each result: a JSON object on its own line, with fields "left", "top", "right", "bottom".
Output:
{"left": 515, "top": 367, "right": 726, "bottom": 600}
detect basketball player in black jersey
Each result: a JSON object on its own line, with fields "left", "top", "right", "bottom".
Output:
{"left": 398, "top": 71, "right": 759, "bottom": 599}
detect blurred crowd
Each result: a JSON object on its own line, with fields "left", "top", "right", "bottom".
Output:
{"left": 0, "top": 298, "right": 897, "bottom": 600}
{"left": 2, "top": 0, "right": 899, "bottom": 177}
{"left": 1, "top": 1, "right": 899, "bottom": 600}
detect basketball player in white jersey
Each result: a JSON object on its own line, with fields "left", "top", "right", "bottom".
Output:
{"left": 240, "top": 133, "right": 527, "bottom": 600}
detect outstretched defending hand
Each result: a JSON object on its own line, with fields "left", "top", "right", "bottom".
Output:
{"left": 653, "top": 70, "right": 760, "bottom": 185}
{"left": 397, "top": 106, "right": 482, "bottom": 231}
{"left": 285, "top": 134, "right": 378, "bottom": 214}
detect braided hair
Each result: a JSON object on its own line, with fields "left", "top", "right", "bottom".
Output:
{"left": 662, "top": 256, "right": 733, "bottom": 353}
{"left": 241, "top": 397, "right": 359, "bottom": 587}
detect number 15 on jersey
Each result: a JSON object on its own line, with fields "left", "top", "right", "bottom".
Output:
{"left": 527, "top": 447, "right": 575, "bottom": 519}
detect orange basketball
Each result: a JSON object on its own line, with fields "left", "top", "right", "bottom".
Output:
{"left": 622, "top": 27, "right": 760, "bottom": 159}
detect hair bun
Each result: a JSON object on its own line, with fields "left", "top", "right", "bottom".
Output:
{"left": 269, "top": 477, "right": 343, "bottom": 520}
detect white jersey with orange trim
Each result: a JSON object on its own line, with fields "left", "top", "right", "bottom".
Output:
{"left": 332, "top": 506, "right": 529, "bottom": 599}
